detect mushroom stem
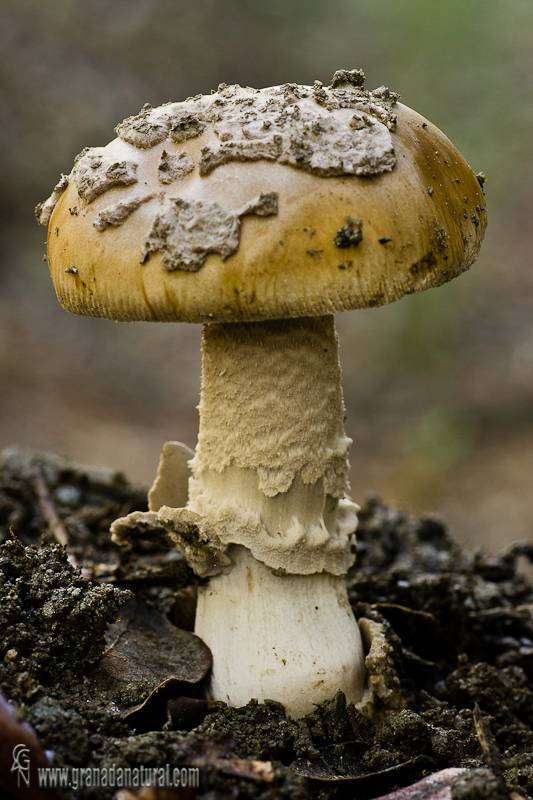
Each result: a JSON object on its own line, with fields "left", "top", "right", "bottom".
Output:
{"left": 196, "top": 544, "right": 367, "bottom": 718}
{"left": 188, "top": 315, "right": 367, "bottom": 716}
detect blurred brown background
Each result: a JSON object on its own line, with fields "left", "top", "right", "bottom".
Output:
{"left": 1, "top": 0, "right": 532, "bottom": 554}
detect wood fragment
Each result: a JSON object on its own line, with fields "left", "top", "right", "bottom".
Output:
{"left": 31, "top": 462, "right": 69, "bottom": 547}
{"left": 473, "top": 703, "right": 510, "bottom": 800}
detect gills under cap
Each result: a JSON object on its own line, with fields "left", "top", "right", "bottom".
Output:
{"left": 39, "top": 70, "right": 487, "bottom": 324}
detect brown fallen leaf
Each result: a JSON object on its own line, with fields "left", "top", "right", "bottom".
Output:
{"left": 124, "top": 679, "right": 207, "bottom": 734}
{"left": 291, "top": 740, "right": 428, "bottom": 790}
{"left": 91, "top": 596, "right": 212, "bottom": 732}
{"left": 166, "top": 695, "right": 214, "bottom": 730}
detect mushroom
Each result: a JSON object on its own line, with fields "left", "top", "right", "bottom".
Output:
{"left": 38, "top": 70, "right": 487, "bottom": 718}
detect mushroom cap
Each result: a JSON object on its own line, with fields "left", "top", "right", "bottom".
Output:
{"left": 41, "top": 73, "right": 487, "bottom": 323}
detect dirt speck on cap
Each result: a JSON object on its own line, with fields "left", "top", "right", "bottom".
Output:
{"left": 141, "top": 193, "right": 278, "bottom": 272}
{"left": 115, "top": 107, "right": 169, "bottom": 149}
{"left": 115, "top": 71, "right": 398, "bottom": 180}
{"left": 158, "top": 151, "right": 195, "bottom": 185}
{"left": 73, "top": 148, "right": 138, "bottom": 203}
{"left": 169, "top": 112, "right": 206, "bottom": 143}
{"left": 334, "top": 216, "right": 363, "bottom": 248}
{"left": 35, "top": 174, "right": 70, "bottom": 226}
{"left": 93, "top": 193, "right": 154, "bottom": 231}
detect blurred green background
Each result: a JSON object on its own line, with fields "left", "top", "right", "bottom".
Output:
{"left": 1, "top": 0, "right": 532, "bottom": 553}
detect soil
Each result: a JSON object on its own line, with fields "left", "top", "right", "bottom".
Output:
{"left": 1, "top": 446, "right": 532, "bottom": 800}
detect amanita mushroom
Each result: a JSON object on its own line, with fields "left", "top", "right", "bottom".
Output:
{"left": 38, "top": 70, "right": 486, "bottom": 718}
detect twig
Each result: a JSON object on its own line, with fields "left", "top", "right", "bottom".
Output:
{"left": 31, "top": 462, "right": 69, "bottom": 547}
{"left": 473, "top": 703, "right": 510, "bottom": 800}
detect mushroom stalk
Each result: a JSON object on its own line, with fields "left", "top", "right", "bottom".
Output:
{"left": 189, "top": 315, "right": 367, "bottom": 716}
{"left": 196, "top": 545, "right": 366, "bottom": 717}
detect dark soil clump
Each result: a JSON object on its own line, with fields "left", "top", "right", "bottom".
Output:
{"left": 1, "top": 449, "right": 532, "bottom": 799}
{"left": 0, "top": 537, "right": 130, "bottom": 701}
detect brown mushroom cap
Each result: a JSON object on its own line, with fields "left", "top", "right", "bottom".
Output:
{"left": 41, "top": 73, "right": 486, "bottom": 324}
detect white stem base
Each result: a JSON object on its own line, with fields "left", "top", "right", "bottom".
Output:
{"left": 195, "top": 545, "right": 367, "bottom": 718}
